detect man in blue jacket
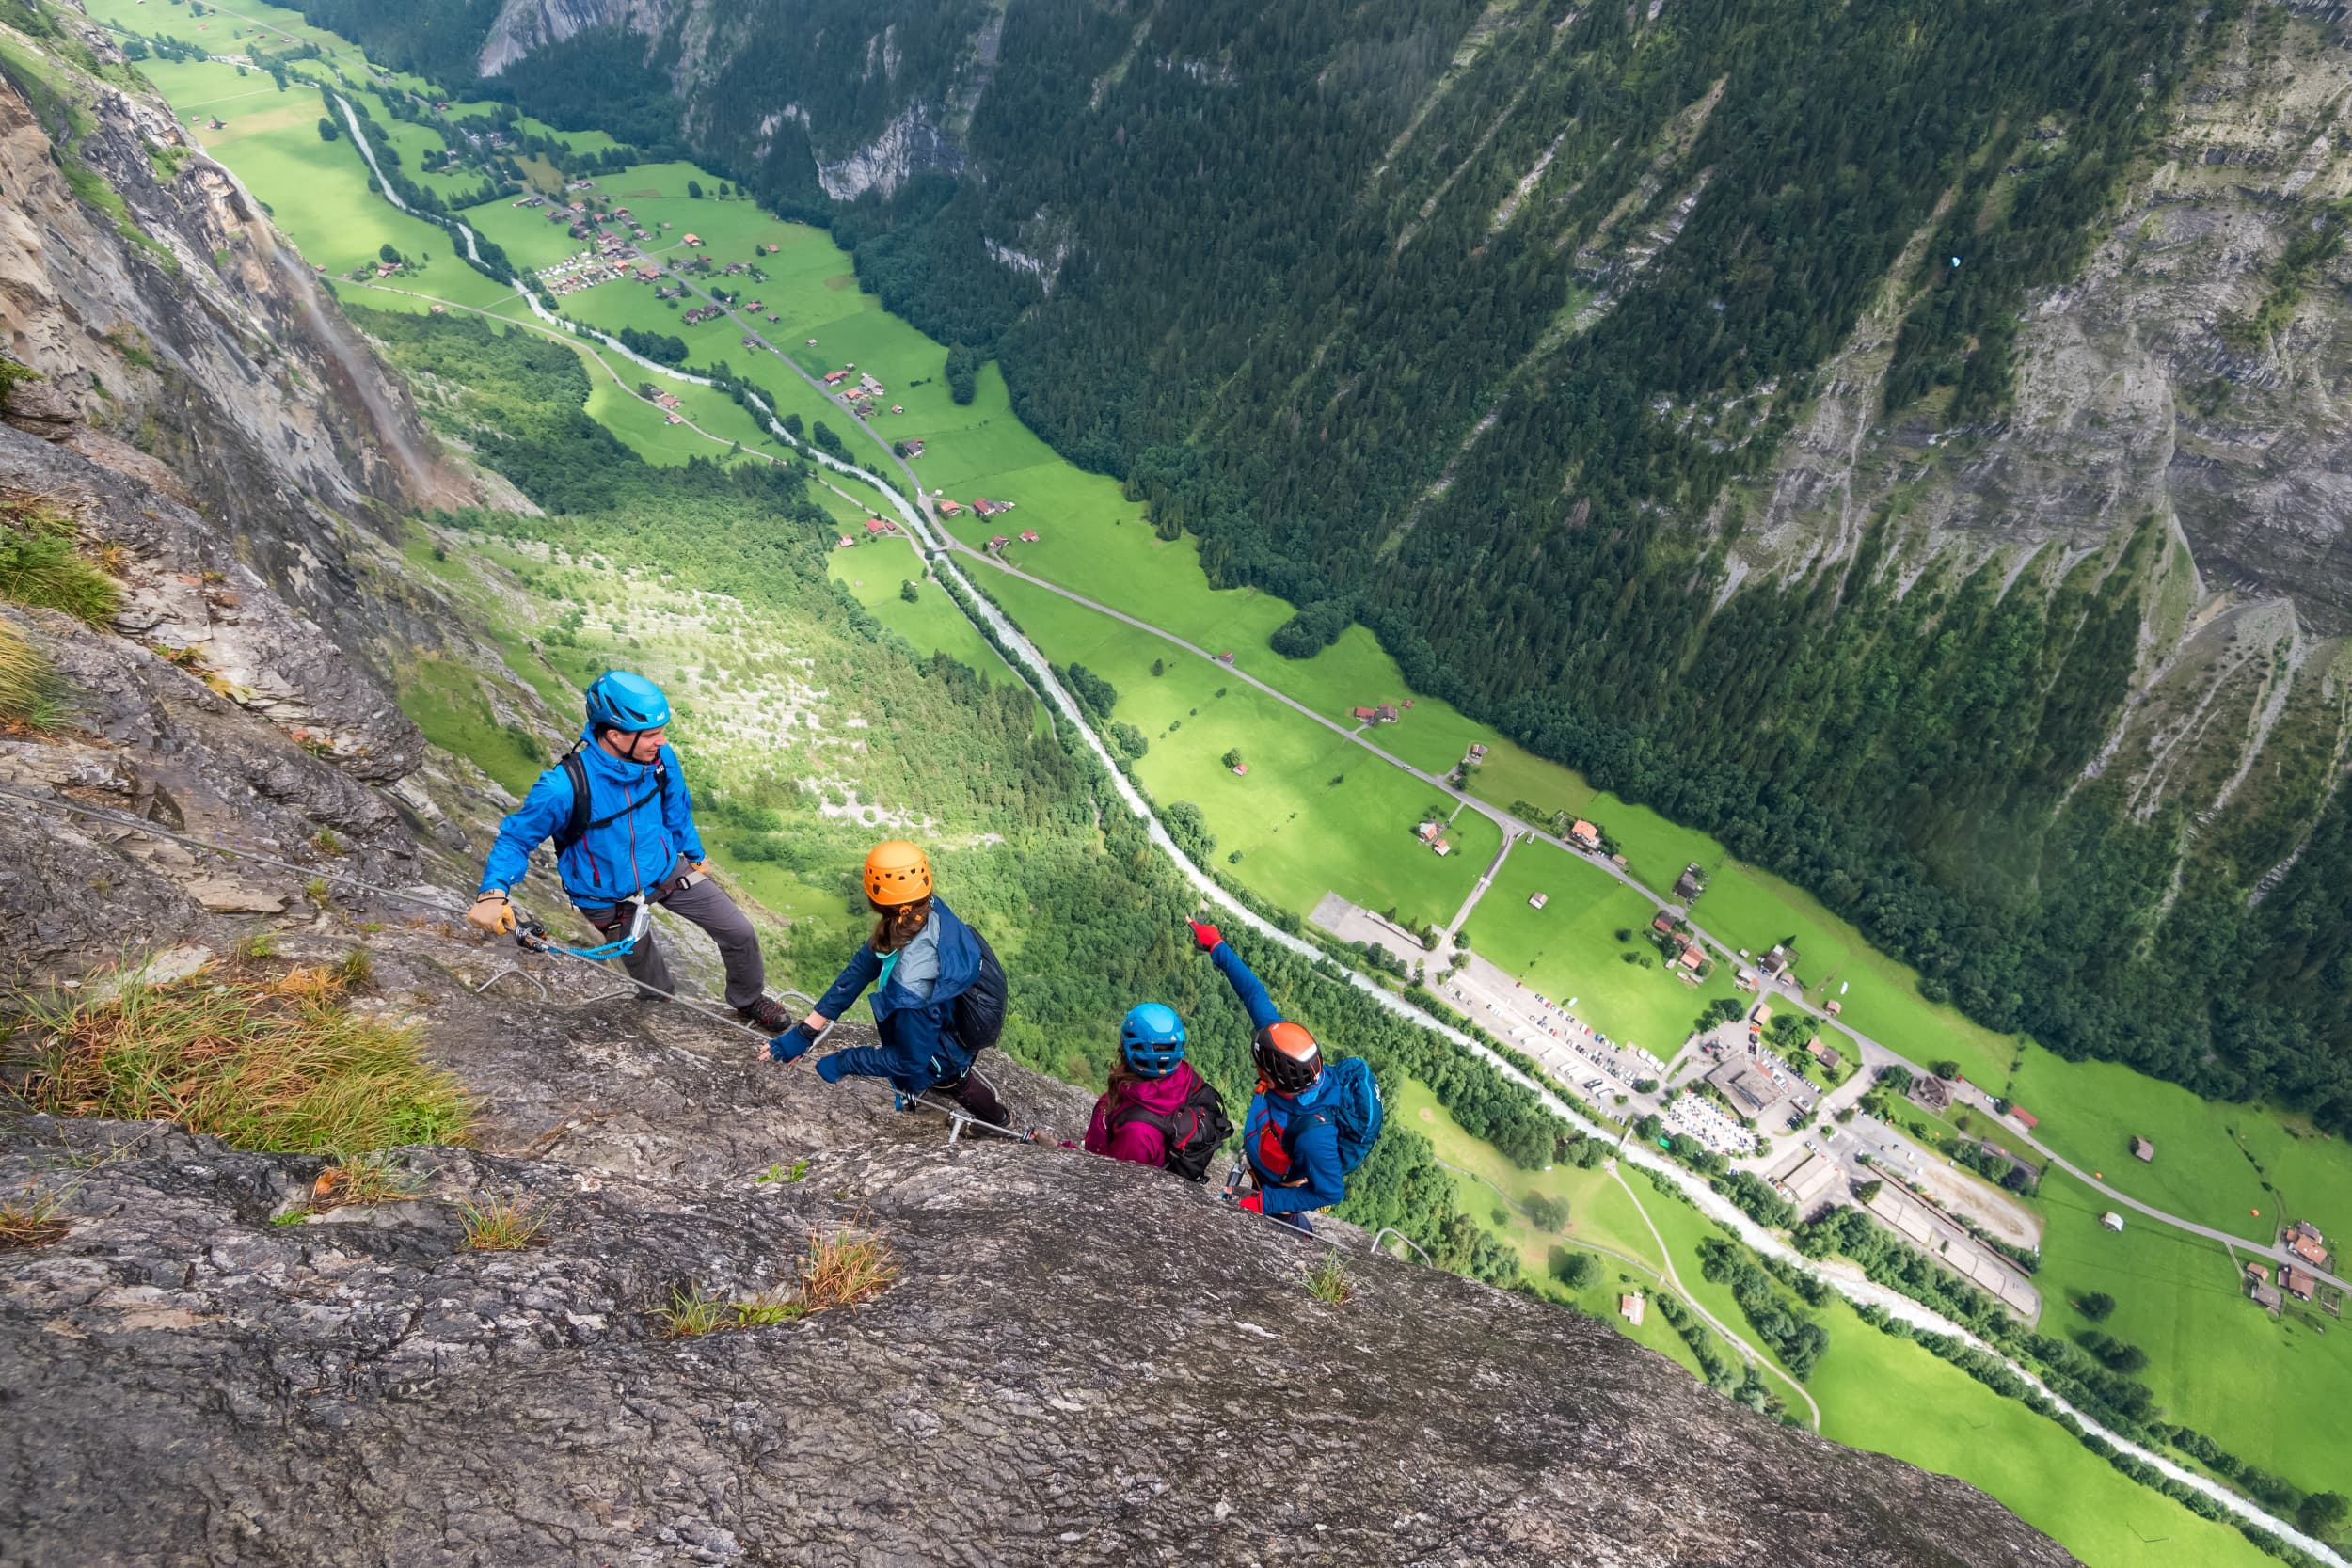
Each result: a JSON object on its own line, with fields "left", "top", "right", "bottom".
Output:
{"left": 1190, "top": 918, "right": 1344, "bottom": 1230}
{"left": 466, "top": 671, "right": 791, "bottom": 1030}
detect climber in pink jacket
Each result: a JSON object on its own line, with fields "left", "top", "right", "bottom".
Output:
{"left": 1035, "top": 1004, "right": 1232, "bottom": 1180}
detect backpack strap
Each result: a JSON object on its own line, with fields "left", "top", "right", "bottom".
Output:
{"left": 551, "top": 742, "right": 669, "bottom": 856}
{"left": 1107, "top": 1103, "right": 1181, "bottom": 1139}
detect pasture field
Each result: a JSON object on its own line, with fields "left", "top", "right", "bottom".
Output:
{"left": 828, "top": 552, "right": 1023, "bottom": 689}
{"left": 2030, "top": 1169, "right": 2352, "bottom": 1497}
{"left": 1389, "top": 1081, "right": 1706, "bottom": 1377}
{"left": 979, "top": 571, "right": 1496, "bottom": 931}
{"left": 1804, "top": 1291, "right": 2280, "bottom": 1568}
{"left": 2010, "top": 1052, "right": 2352, "bottom": 1244}
{"left": 1463, "top": 838, "right": 1745, "bottom": 1060}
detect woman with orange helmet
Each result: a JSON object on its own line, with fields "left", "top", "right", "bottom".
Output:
{"left": 767, "top": 840, "right": 1010, "bottom": 1127}
{"left": 1189, "top": 918, "right": 1345, "bottom": 1230}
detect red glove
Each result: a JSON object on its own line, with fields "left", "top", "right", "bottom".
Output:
{"left": 1190, "top": 920, "right": 1224, "bottom": 952}
{"left": 1232, "top": 1191, "right": 1263, "bottom": 1214}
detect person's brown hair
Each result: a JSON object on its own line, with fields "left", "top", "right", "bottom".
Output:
{"left": 871, "top": 895, "right": 933, "bottom": 954}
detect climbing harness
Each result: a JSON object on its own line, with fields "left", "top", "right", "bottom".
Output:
{"left": 0, "top": 782, "right": 1032, "bottom": 1146}
{"left": 521, "top": 894, "right": 651, "bottom": 961}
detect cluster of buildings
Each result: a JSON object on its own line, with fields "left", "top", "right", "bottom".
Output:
{"left": 1351, "top": 703, "right": 1401, "bottom": 723}
{"left": 1414, "top": 818, "right": 1454, "bottom": 857}
{"left": 822, "top": 370, "right": 891, "bottom": 418}
{"left": 639, "top": 388, "right": 685, "bottom": 425}
{"left": 539, "top": 251, "right": 626, "bottom": 297}
{"left": 985, "top": 530, "right": 1041, "bottom": 550}
{"left": 836, "top": 517, "right": 902, "bottom": 546}
{"left": 2246, "top": 1221, "right": 2334, "bottom": 1308}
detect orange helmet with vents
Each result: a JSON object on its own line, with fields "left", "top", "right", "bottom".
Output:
{"left": 863, "top": 840, "right": 933, "bottom": 906}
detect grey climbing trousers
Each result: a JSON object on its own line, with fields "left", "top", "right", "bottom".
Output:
{"left": 581, "top": 874, "right": 765, "bottom": 1011}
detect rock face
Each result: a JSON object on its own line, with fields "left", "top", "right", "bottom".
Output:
{"left": 478, "top": 0, "right": 675, "bottom": 77}
{"left": 0, "top": 983, "right": 2078, "bottom": 1567}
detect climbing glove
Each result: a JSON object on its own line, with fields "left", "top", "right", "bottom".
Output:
{"left": 467, "top": 891, "right": 516, "bottom": 936}
{"left": 768, "top": 1024, "right": 818, "bottom": 1064}
{"left": 814, "top": 1054, "right": 848, "bottom": 1085}
{"left": 1188, "top": 919, "right": 1223, "bottom": 953}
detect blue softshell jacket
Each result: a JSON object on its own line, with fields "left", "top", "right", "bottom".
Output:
{"left": 479, "top": 723, "right": 705, "bottom": 907}
{"left": 811, "top": 897, "right": 986, "bottom": 1094}
{"left": 1210, "top": 940, "right": 1345, "bottom": 1217}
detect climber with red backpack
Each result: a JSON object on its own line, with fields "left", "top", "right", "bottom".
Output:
{"left": 1031, "top": 1004, "right": 1234, "bottom": 1177}
{"left": 1190, "top": 918, "right": 1383, "bottom": 1232}
{"left": 467, "top": 671, "right": 793, "bottom": 1030}
{"left": 767, "top": 840, "right": 1012, "bottom": 1128}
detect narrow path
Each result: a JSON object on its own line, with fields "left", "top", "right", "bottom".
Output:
{"left": 1611, "top": 1164, "right": 1824, "bottom": 1431}
{"left": 1444, "top": 829, "right": 1514, "bottom": 941}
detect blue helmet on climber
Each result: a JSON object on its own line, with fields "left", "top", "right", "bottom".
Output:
{"left": 1119, "top": 1003, "right": 1188, "bottom": 1078}
{"left": 584, "top": 669, "right": 671, "bottom": 738}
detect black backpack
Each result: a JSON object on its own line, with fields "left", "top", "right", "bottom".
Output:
{"left": 950, "top": 927, "right": 1008, "bottom": 1054}
{"left": 1107, "top": 1079, "right": 1235, "bottom": 1182}
{"left": 551, "top": 742, "right": 670, "bottom": 856}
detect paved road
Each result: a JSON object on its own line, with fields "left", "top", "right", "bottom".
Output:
{"left": 1446, "top": 830, "right": 1518, "bottom": 939}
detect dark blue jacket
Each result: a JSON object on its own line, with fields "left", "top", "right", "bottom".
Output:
{"left": 1211, "top": 941, "right": 1346, "bottom": 1217}
{"left": 480, "top": 723, "right": 703, "bottom": 907}
{"left": 813, "top": 897, "right": 985, "bottom": 1094}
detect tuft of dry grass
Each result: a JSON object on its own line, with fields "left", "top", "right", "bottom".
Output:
{"left": 653, "top": 1227, "right": 897, "bottom": 1338}
{"left": 0, "top": 617, "right": 60, "bottom": 730}
{"left": 312, "top": 1151, "right": 421, "bottom": 1211}
{"left": 0, "top": 503, "right": 119, "bottom": 626}
{"left": 458, "top": 1193, "right": 547, "bottom": 1251}
{"left": 13, "top": 964, "right": 469, "bottom": 1154}
{"left": 330, "top": 946, "right": 373, "bottom": 990}
{"left": 1306, "top": 1253, "right": 1356, "bottom": 1307}
{"left": 0, "top": 1184, "right": 70, "bottom": 1251}
{"left": 798, "top": 1227, "right": 899, "bottom": 1311}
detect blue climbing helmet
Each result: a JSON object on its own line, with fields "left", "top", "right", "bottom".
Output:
{"left": 585, "top": 670, "right": 671, "bottom": 736}
{"left": 1119, "top": 1003, "right": 1187, "bottom": 1078}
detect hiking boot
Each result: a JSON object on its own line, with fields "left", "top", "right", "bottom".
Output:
{"left": 737, "top": 996, "right": 793, "bottom": 1033}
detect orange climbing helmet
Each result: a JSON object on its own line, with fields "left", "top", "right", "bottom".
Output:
{"left": 1253, "top": 1020, "right": 1323, "bottom": 1094}
{"left": 863, "top": 839, "right": 933, "bottom": 906}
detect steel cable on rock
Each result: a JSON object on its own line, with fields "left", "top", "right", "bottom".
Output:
{"left": 0, "top": 782, "right": 1031, "bottom": 1144}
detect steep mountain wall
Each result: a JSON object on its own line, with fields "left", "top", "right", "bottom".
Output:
{"left": 0, "top": 29, "right": 2089, "bottom": 1566}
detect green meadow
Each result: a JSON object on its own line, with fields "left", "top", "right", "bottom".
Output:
{"left": 1463, "top": 837, "right": 1745, "bottom": 1060}
{"left": 2030, "top": 1168, "right": 2352, "bottom": 1497}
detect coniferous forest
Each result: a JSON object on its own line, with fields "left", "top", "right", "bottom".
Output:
{"left": 298, "top": 0, "right": 2352, "bottom": 1133}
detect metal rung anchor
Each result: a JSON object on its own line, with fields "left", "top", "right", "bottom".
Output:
{"left": 1372, "top": 1227, "right": 1433, "bottom": 1265}
{"left": 474, "top": 963, "right": 548, "bottom": 1001}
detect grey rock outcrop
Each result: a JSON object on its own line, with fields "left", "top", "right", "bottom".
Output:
{"left": 0, "top": 987, "right": 2080, "bottom": 1568}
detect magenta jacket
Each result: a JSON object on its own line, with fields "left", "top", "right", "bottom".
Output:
{"left": 1083, "top": 1060, "right": 1205, "bottom": 1168}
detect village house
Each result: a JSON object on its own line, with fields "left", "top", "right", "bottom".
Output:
{"left": 1619, "top": 1293, "right": 1645, "bottom": 1326}
{"left": 1911, "top": 1073, "right": 1953, "bottom": 1113}
{"left": 1528, "top": 892, "right": 1549, "bottom": 911}
{"left": 1675, "top": 863, "right": 1706, "bottom": 900}
{"left": 890, "top": 404, "right": 904, "bottom": 415}
{"left": 2281, "top": 1264, "right": 2317, "bottom": 1301}
{"left": 989, "top": 534, "right": 1010, "bottom": 550}
{"left": 1569, "top": 820, "right": 1602, "bottom": 850}
{"left": 1416, "top": 821, "right": 1442, "bottom": 844}
{"left": 1352, "top": 706, "right": 1378, "bottom": 721}
{"left": 2101, "top": 1212, "right": 2125, "bottom": 1232}
{"left": 1678, "top": 944, "right": 1706, "bottom": 973}
{"left": 1432, "top": 838, "right": 1452, "bottom": 856}
{"left": 974, "top": 498, "right": 1009, "bottom": 516}
{"left": 1375, "top": 704, "right": 1400, "bottom": 723}
{"left": 835, "top": 535, "right": 855, "bottom": 549}
{"left": 1468, "top": 743, "right": 1488, "bottom": 763}
{"left": 903, "top": 439, "right": 925, "bottom": 457}
{"left": 745, "top": 300, "right": 763, "bottom": 311}
{"left": 937, "top": 499, "right": 966, "bottom": 517}
{"left": 1823, "top": 998, "right": 1843, "bottom": 1017}
{"left": 1708, "top": 1058, "right": 1781, "bottom": 1117}
{"left": 2132, "top": 1136, "right": 2154, "bottom": 1163}
{"left": 864, "top": 518, "right": 892, "bottom": 536}
{"left": 1215, "top": 651, "right": 1235, "bottom": 664}
{"left": 1807, "top": 1037, "right": 1842, "bottom": 1071}
{"left": 1652, "top": 911, "right": 1678, "bottom": 935}
{"left": 1019, "top": 530, "right": 1039, "bottom": 544}
{"left": 681, "top": 233, "right": 702, "bottom": 246}
{"left": 822, "top": 370, "right": 850, "bottom": 386}
{"left": 664, "top": 413, "right": 684, "bottom": 425}
{"left": 2250, "top": 1278, "right": 2283, "bottom": 1312}
{"left": 2008, "top": 1103, "right": 2036, "bottom": 1128}
{"left": 1758, "top": 943, "right": 1793, "bottom": 977}
{"left": 1232, "top": 762, "right": 1249, "bottom": 776}
{"left": 1749, "top": 1002, "right": 1772, "bottom": 1028}
{"left": 2287, "top": 1222, "right": 2330, "bottom": 1268}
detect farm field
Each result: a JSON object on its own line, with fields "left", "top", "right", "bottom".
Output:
{"left": 2030, "top": 1168, "right": 2352, "bottom": 1497}
{"left": 978, "top": 570, "right": 1495, "bottom": 932}
{"left": 1388, "top": 1081, "right": 1707, "bottom": 1378}
{"left": 1805, "top": 1293, "right": 2280, "bottom": 1568}
{"left": 1463, "top": 837, "right": 1744, "bottom": 1062}
{"left": 828, "top": 552, "right": 1023, "bottom": 689}
{"left": 2010, "top": 1051, "right": 2352, "bottom": 1244}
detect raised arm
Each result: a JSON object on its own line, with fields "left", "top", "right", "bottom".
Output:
{"left": 1193, "top": 921, "right": 1282, "bottom": 1034}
